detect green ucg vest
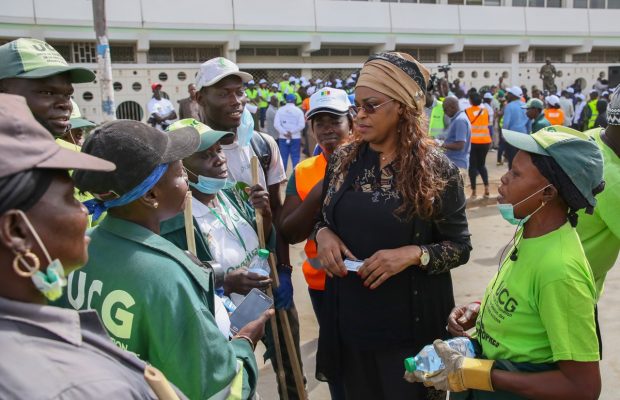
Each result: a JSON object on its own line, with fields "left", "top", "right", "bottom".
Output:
{"left": 428, "top": 100, "right": 445, "bottom": 138}
{"left": 587, "top": 99, "right": 599, "bottom": 129}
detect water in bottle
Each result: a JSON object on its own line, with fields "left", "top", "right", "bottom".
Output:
{"left": 404, "top": 337, "right": 475, "bottom": 375}
{"left": 247, "top": 248, "right": 270, "bottom": 277}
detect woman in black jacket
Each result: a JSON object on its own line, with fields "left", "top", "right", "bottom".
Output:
{"left": 314, "top": 52, "right": 472, "bottom": 400}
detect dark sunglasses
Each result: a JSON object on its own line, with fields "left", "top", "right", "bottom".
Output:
{"left": 350, "top": 99, "right": 394, "bottom": 116}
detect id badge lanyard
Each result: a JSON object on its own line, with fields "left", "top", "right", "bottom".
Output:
{"left": 208, "top": 194, "right": 247, "bottom": 252}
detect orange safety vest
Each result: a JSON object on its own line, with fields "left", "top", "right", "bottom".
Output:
{"left": 294, "top": 154, "right": 328, "bottom": 290}
{"left": 544, "top": 108, "right": 565, "bottom": 126}
{"left": 465, "top": 106, "right": 491, "bottom": 144}
{"left": 301, "top": 97, "right": 310, "bottom": 113}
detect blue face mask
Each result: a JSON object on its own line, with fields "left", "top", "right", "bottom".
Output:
{"left": 497, "top": 184, "right": 551, "bottom": 226}
{"left": 187, "top": 169, "right": 234, "bottom": 194}
{"left": 237, "top": 107, "right": 255, "bottom": 147}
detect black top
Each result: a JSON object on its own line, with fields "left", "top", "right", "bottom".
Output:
{"left": 315, "top": 142, "right": 472, "bottom": 382}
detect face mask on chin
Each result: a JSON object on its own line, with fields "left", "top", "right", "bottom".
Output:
{"left": 186, "top": 168, "right": 234, "bottom": 195}
{"left": 12, "top": 210, "right": 67, "bottom": 301}
{"left": 497, "top": 184, "right": 551, "bottom": 226}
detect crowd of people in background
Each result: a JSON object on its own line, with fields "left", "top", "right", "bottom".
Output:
{"left": 1, "top": 36, "right": 619, "bottom": 400}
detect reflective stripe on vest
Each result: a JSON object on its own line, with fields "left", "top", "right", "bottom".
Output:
{"left": 466, "top": 106, "right": 491, "bottom": 144}
{"left": 428, "top": 101, "right": 445, "bottom": 138}
{"left": 544, "top": 109, "right": 564, "bottom": 126}
{"left": 208, "top": 359, "right": 244, "bottom": 400}
{"left": 587, "top": 100, "right": 599, "bottom": 129}
{"left": 294, "top": 154, "right": 328, "bottom": 291}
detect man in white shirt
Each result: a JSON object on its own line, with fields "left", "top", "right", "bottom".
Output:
{"left": 194, "top": 57, "right": 305, "bottom": 400}
{"left": 559, "top": 89, "right": 575, "bottom": 127}
{"left": 274, "top": 94, "right": 305, "bottom": 170}
{"left": 146, "top": 83, "right": 177, "bottom": 130}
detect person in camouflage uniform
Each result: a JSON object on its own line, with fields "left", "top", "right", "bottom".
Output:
{"left": 540, "top": 58, "right": 557, "bottom": 93}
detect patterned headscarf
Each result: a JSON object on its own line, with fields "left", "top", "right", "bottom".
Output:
{"left": 356, "top": 52, "right": 430, "bottom": 112}
{"left": 608, "top": 85, "right": 620, "bottom": 126}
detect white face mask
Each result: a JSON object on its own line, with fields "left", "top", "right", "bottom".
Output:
{"left": 12, "top": 210, "right": 67, "bottom": 301}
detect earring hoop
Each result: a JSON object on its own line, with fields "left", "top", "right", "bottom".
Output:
{"left": 12, "top": 251, "right": 41, "bottom": 277}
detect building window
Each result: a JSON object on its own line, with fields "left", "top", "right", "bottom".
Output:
{"left": 573, "top": 49, "right": 620, "bottom": 62}
{"left": 448, "top": 0, "right": 465, "bottom": 4}
{"left": 148, "top": 46, "right": 222, "bottom": 63}
{"left": 396, "top": 48, "right": 438, "bottom": 63}
{"left": 484, "top": 0, "right": 502, "bottom": 6}
{"left": 309, "top": 47, "right": 371, "bottom": 57}
{"left": 589, "top": 0, "right": 605, "bottom": 6}
{"left": 533, "top": 48, "right": 563, "bottom": 63}
{"left": 448, "top": 48, "right": 503, "bottom": 63}
{"left": 116, "top": 101, "right": 144, "bottom": 121}
{"left": 110, "top": 45, "right": 135, "bottom": 63}
{"left": 609, "top": 0, "right": 620, "bottom": 7}
{"left": 48, "top": 42, "right": 97, "bottom": 63}
{"left": 238, "top": 47, "right": 300, "bottom": 57}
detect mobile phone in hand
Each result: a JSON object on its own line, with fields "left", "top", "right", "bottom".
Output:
{"left": 229, "top": 288, "right": 274, "bottom": 335}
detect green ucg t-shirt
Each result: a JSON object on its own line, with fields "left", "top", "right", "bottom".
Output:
{"left": 57, "top": 216, "right": 257, "bottom": 400}
{"left": 475, "top": 223, "right": 599, "bottom": 364}
{"left": 577, "top": 128, "right": 620, "bottom": 299}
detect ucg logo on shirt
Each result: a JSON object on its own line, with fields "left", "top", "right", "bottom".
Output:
{"left": 66, "top": 270, "right": 136, "bottom": 351}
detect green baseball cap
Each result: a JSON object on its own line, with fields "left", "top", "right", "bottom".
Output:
{"left": 69, "top": 99, "right": 96, "bottom": 130}
{"left": 0, "top": 38, "right": 95, "bottom": 83}
{"left": 522, "top": 98, "right": 544, "bottom": 110}
{"left": 167, "top": 118, "right": 233, "bottom": 152}
{"left": 502, "top": 125, "right": 604, "bottom": 208}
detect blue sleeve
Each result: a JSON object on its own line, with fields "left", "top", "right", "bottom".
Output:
{"left": 453, "top": 120, "right": 468, "bottom": 142}
{"left": 503, "top": 104, "right": 513, "bottom": 129}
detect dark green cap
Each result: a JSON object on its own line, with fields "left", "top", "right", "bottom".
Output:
{"left": 0, "top": 38, "right": 95, "bottom": 83}
{"left": 167, "top": 118, "right": 233, "bottom": 152}
{"left": 502, "top": 125, "right": 604, "bottom": 209}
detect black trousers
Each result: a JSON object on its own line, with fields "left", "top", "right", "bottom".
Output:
{"left": 469, "top": 143, "right": 491, "bottom": 188}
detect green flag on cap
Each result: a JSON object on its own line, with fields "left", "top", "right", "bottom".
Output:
{"left": 167, "top": 118, "right": 233, "bottom": 152}
{"left": 502, "top": 125, "right": 604, "bottom": 209}
{"left": 0, "top": 38, "right": 95, "bottom": 83}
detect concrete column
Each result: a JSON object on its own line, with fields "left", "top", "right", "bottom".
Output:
{"left": 136, "top": 51, "right": 147, "bottom": 64}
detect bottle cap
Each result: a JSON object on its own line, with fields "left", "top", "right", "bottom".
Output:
{"left": 404, "top": 357, "right": 417, "bottom": 373}
{"left": 258, "top": 249, "right": 270, "bottom": 259}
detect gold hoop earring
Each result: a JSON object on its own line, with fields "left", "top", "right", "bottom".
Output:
{"left": 12, "top": 250, "right": 41, "bottom": 277}
{"left": 153, "top": 202, "right": 159, "bottom": 209}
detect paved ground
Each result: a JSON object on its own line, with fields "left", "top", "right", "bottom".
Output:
{"left": 256, "top": 152, "right": 620, "bottom": 399}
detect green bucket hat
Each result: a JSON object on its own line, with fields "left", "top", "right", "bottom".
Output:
{"left": 502, "top": 125, "right": 604, "bottom": 208}
{"left": 0, "top": 38, "right": 95, "bottom": 83}
{"left": 167, "top": 118, "right": 233, "bottom": 152}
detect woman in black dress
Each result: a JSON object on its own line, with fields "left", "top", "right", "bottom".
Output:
{"left": 314, "top": 52, "right": 472, "bottom": 400}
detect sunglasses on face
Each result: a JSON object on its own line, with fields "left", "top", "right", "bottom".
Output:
{"left": 350, "top": 99, "right": 394, "bottom": 116}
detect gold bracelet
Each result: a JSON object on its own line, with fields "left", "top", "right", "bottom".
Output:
{"left": 232, "top": 334, "right": 255, "bottom": 351}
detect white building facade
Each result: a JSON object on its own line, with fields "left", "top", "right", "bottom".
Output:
{"left": 1, "top": 0, "right": 618, "bottom": 122}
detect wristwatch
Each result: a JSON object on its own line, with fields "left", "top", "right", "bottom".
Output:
{"left": 419, "top": 246, "right": 430, "bottom": 267}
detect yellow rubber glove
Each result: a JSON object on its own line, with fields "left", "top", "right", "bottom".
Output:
{"left": 422, "top": 339, "right": 495, "bottom": 392}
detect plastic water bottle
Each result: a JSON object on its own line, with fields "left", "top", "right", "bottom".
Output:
{"left": 247, "top": 248, "right": 270, "bottom": 277}
{"left": 404, "top": 337, "right": 475, "bottom": 374}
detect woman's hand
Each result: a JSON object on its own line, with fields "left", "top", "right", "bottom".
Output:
{"left": 223, "top": 269, "right": 272, "bottom": 296}
{"left": 246, "top": 184, "right": 271, "bottom": 219}
{"left": 447, "top": 302, "right": 480, "bottom": 337}
{"left": 316, "top": 227, "right": 354, "bottom": 278}
{"left": 358, "top": 245, "right": 420, "bottom": 289}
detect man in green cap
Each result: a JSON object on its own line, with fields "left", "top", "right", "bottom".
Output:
{"left": 0, "top": 38, "right": 95, "bottom": 137}
{"left": 523, "top": 98, "right": 551, "bottom": 134}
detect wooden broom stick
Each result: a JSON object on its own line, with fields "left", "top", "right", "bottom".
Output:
{"left": 251, "top": 156, "right": 306, "bottom": 399}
